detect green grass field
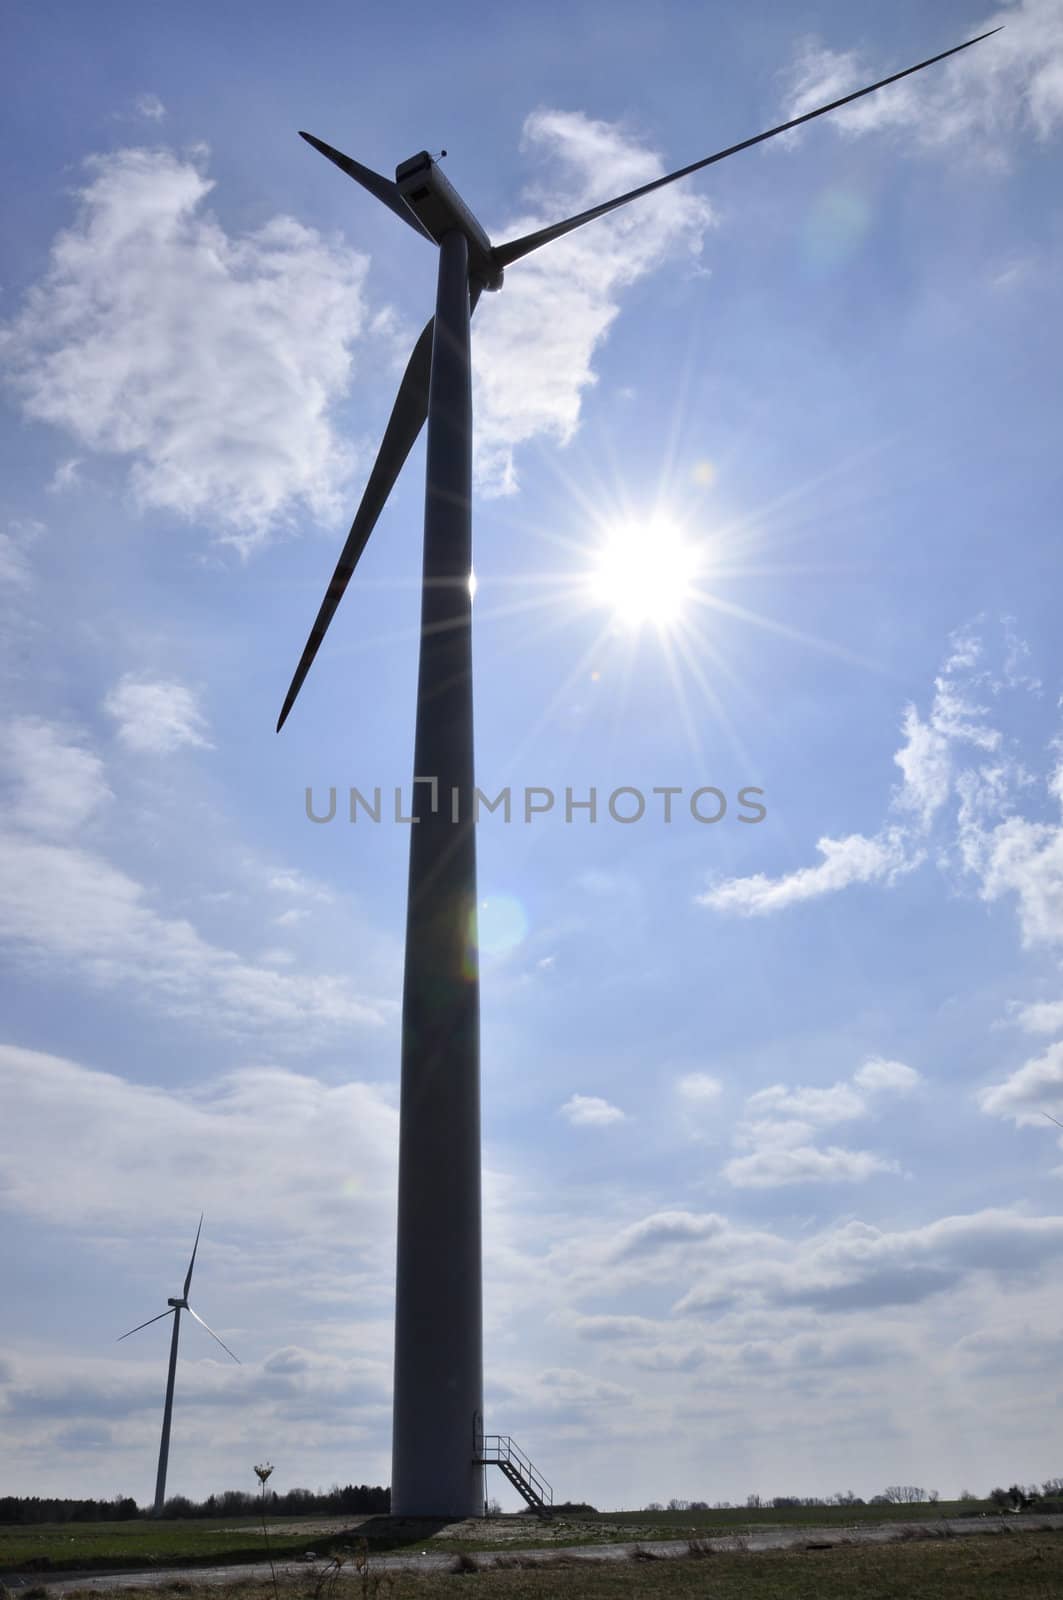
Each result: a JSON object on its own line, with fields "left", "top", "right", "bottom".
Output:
{"left": 0, "top": 1501, "right": 1049, "bottom": 1578}
{"left": 0, "top": 1515, "right": 311, "bottom": 1575}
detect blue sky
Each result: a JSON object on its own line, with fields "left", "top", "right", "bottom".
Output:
{"left": 2, "top": 0, "right": 1063, "bottom": 1513}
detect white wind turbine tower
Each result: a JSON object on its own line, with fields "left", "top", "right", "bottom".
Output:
{"left": 117, "top": 1216, "right": 240, "bottom": 1516}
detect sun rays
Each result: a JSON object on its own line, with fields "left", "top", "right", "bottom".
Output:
{"left": 455, "top": 418, "right": 902, "bottom": 777}
{"left": 292, "top": 409, "right": 893, "bottom": 781}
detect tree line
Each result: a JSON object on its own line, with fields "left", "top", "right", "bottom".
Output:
{"left": 986, "top": 1479, "right": 1063, "bottom": 1513}
{"left": 0, "top": 1484, "right": 390, "bottom": 1525}
{"left": 644, "top": 1481, "right": 1063, "bottom": 1514}
{"left": 5, "top": 1476, "right": 1063, "bottom": 1525}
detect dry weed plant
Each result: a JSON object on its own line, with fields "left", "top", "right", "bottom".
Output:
{"left": 350, "top": 1538, "right": 396, "bottom": 1598}
{"left": 253, "top": 1462, "right": 279, "bottom": 1600}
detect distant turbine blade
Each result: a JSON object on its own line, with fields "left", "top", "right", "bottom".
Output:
{"left": 182, "top": 1213, "right": 203, "bottom": 1301}
{"left": 187, "top": 1307, "right": 241, "bottom": 1363}
{"left": 117, "top": 1308, "right": 174, "bottom": 1342}
{"left": 1042, "top": 1111, "right": 1063, "bottom": 1130}
{"left": 300, "top": 132, "right": 435, "bottom": 243}
{"left": 492, "top": 28, "right": 1002, "bottom": 270}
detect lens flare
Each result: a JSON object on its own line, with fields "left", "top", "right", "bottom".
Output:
{"left": 801, "top": 185, "right": 872, "bottom": 277}
{"left": 478, "top": 893, "right": 529, "bottom": 956}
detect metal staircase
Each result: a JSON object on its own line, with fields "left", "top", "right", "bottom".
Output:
{"left": 477, "top": 1434, "right": 553, "bottom": 1517}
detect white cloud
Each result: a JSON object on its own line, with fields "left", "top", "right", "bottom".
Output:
{"left": 273, "top": 908, "right": 309, "bottom": 928}
{"left": 0, "top": 719, "right": 385, "bottom": 1035}
{"left": 976, "top": 815, "right": 1063, "bottom": 947}
{"left": 676, "top": 1071, "right": 723, "bottom": 1104}
{"left": 1, "top": 717, "right": 112, "bottom": 836}
{"left": 2, "top": 122, "right": 714, "bottom": 538}
{"left": 46, "top": 456, "right": 82, "bottom": 494}
{"left": 0, "top": 831, "right": 385, "bottom": 1033}
{"left": 676, "top": 1207, "right": 1063, "bottom": 1316}
{"left": 722, "top": 1141, "right": 899, "bottom": 1189}
{"left": 609, "top": 1210, "right": 732, "bottom": 1262}
{"left": 722, "top": 1058, "right": 918, "bottom": 1189}
{"left": 104, "top": 674, "right": 212, "bottom": 754}
{"left": 473, "top": 109, "right": 714, "bottom": 495}
{"left": 0, "top": 520, "right": 43, "bottom": 590}
{"left": 530, "top": 1367, "right": 634, "bottom": 1412}
{"left": 1015, "top": 997, "right": 1063, "bottom": 1034}
{"left": 747, "top": 1081, "right": 865, "bottom": 1125}
{"left": 565, "top": 1313, "right": 663, "bottom": 1341}
{"left": 259, "top": 946, "right": 296, "bottom": 967}
{"left": 700, "top": 621, "right": 1052, "bottom": 930}
{"left": 854, "top": 1057, "right": 921, "bottom": 1094}
{"left": 700, "top": 828, "right": 911, "bottom": 916}
{"left": 134, "top": 93, "right": 166, "bottom": 121}
{"left": 738, "top": 1115, "right": 816, "bottom": 1148}
{"left": 892, "top": 705, "right": 952, "bottom": 829}
{"left": 560, "top": 1092, "right": 626, "bottom": 1126}
{"left": 979, "top": 1039, "right": 1063, "bottom": 1122}
{"left": 891, "top": 634, "right": 1010, "bottom": 830}
{"left": 557, "top": 1203, "right": 1063, "bottom": 1343}
{"left": 0, "top": 1045, "right": 398, "bottom": 1237}
{"left": 627, "top": 1342, "right": 707, "bottom": 1373}
{"left": 268, "top": 868, "right": 334, "bottom": 902}
{"left": 0, "top": 147, "right": 372, "bottom": 549}
{"left": 781, "top": 1, "right": 1063, "bottom": 157}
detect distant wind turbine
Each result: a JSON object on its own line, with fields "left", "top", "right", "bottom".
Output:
{"left": 276, "top": 27, "right": 1000, "bottom": 1518}
{"left": 117, "top": 1216, "right": 240, "bottom": 1517}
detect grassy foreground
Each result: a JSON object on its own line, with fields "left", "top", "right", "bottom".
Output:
{"left": 0, "top": 1500, "right": 1007, "bottom": 1574}
{"left": 27, "top": 1530, "right": 1063, "bottom": 1600}
{"left": 0, "top": 1517, "right": 313, "bottom": 1575}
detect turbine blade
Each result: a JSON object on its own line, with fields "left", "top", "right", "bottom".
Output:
{"left": 182, "top": 1213, "right": 203, "bottom": 1301}
{"left": 187, "top": 1307, "right": 241, "bottom": 1363}
{"left": 275, "top": 317, "right": 434, "bottom": 729}
{"left": 116, "top": 1308, "right": 175, "bottom": 1341}
{"left": 492, "top": 29, "right": 1002, "bottom": 270}
{"left": 300, "top": 133, "right": 435, "bottom": 244}
{"left": 276, "top": 279, "right": 487, "bottom": 732}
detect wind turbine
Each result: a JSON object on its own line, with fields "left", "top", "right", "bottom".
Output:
{"left": 117, "top": 1216, "right": 240, "bottom": 1516}
{"left": 276, "top": 28, "right": 1000, "bottom": 1518}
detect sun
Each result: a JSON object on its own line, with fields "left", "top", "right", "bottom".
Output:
{"left": 588, "top": 517, "right": 701, "bottom": 627}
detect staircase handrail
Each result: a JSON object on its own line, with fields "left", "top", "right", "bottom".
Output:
{"left": 479, "top": 1434, "right": 553, "bottom": 1505}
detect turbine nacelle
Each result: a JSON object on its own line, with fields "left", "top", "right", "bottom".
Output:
{"left": 166, "top": 1297, "right": 187, "bottom": 1308}
{"left": 395, "top": 152, "right": 503, "bottom": 291}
